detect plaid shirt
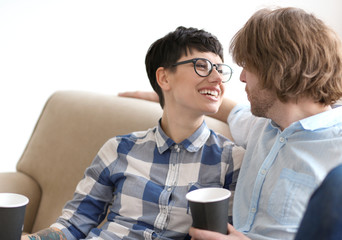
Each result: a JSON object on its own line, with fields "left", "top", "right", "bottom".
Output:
{"left": 51, "top": 120, "right": 244, "bottom": 240}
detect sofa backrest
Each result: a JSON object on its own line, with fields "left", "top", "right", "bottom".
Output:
{"left": 16, "top": 91, "right": 232, "bottom": 232}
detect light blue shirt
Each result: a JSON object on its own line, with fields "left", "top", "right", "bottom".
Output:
{"left": 228, "top": 104, "right": 342, "bottom": 240}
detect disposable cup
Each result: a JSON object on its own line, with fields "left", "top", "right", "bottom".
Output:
{"left": 186, "top": 187, "right": 231, "bottom": 234}
{"left": 0, "top": 193, "right": 29, "bottom": 240}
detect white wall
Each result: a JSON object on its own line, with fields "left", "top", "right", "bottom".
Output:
{"left": 1, "top": 0, "right": 341, "bottom": 172}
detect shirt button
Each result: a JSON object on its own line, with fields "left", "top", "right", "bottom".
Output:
{"left": 251, "top": 208, "right": 256, "bottom": 213}
{"left": 279, "top": 137, "right": 285, "bottom": 143}
{"left": 167, "top": 187, "right": 172, "bottom": 192}
{"left": 261, "top": 169, "right": 267, "bottom": 175}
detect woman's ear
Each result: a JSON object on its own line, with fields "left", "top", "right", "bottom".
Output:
{"left": 156, "top": 67, "right": 171, "bottom": 91}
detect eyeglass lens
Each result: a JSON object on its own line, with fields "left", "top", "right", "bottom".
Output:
{"left": 194, "top": 59, "right": 231, "bottom": 82}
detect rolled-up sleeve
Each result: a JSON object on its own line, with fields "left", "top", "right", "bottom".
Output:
{"left": 51, "top": 140, "right": 117, "bottom": 239}
{"left": 228, "top": 104, "right": 256, "bottom": 148}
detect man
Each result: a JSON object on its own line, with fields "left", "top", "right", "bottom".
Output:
{"left": 22, "top": 27, "right": 244, "bottom": 239}
{"left": 122, "top": 7, "right": 342, "bottom": 240}
{"left": 189, "top": 7, "right": 342, "bottom": 240}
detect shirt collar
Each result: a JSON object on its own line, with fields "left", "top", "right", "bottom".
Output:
{"left": 298, "top": 106, "right": 342, "bottom": 131}
{"left": 155, "top": 119, "right": 211, "bottom": 154}
{"left": 270, "top": 106, "right": 342, "bottom": 131}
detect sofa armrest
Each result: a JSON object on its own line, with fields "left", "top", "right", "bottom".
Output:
{"left": 0, "top": 172, "right": 41, "bottom": 233}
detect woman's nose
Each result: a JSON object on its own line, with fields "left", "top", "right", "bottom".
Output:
{"left": 208, "top": 67, "right": 223, "bottom": 84}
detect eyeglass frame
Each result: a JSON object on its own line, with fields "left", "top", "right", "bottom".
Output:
{"left": 171, "top": 58, "right": 233, "bottom": 83}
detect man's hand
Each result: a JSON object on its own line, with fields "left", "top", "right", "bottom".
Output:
{"left": 118, "top": 91, "right": 159, "bottom": 103}
{"left": 189, "top": 224, "right": 251, "bottom": 240}
{"left": 118, "top": 91, "right": 237, "bottom": 123}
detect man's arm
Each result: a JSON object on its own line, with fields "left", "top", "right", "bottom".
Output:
{"left": 118, "top": 91, "right": 237, "bottom": 123}
{"left": 189, "top": 224, "right": 250, "bottom": 240}
{"left": 118, "top": 91, "right": 159, "bottom": 102}
{"left": 21, "top": 227, "right": 66, "bottom": 240}
{"left": 212, "top": 97, "right": 237, "bottom": 123}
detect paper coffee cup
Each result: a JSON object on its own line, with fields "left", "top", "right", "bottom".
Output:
{"left": 0, "top": 193, "right": 29, "bottom": 240}
{"left": 186, "top": 187, "right": 231, "bottom": 234}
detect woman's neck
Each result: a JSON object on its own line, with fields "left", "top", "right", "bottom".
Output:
{"left": 161, "top": 108, "right": 204, "bottom": 143}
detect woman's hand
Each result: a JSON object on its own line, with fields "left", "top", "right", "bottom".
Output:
{"left": 21, "top": 227, "right": 66, "bottom": 240}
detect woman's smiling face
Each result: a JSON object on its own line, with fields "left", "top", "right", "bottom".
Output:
{"left": 164, "top": 49, "right": 225, "bottom": 116}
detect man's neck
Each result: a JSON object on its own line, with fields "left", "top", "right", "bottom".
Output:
{"left": 268, "top": 98, "right": 332, "bottom": 130}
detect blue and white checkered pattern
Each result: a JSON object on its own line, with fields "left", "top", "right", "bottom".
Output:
{"left": 51, "top": 120, "right": 244, "bottom": 240}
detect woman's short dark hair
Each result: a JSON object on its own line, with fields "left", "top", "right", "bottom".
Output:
{"left": 145, "top": 26, "right": 224, "bottom": 108}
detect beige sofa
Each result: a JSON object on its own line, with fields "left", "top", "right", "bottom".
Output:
{"left": 0, "top": 90, "right": 231, "bottom": 234}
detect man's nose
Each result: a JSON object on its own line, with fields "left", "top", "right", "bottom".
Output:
{"left": 240, "top": 69, "right": 246, "bottom": 83}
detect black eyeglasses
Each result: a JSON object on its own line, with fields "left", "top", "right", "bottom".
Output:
{"left": 172, "top": 58, "right": 233, "bottom": 83}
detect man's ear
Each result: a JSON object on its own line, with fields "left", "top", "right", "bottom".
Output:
{"left": 156, "top": 67, "right": 171, "bottom": 91}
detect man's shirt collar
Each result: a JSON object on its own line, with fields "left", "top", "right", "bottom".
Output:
{"left": 269, "top": 106, "right": 342, "bottom": 132}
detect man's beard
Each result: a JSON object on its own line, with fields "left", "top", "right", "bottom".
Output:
{"left": 248, "top": 89, "right": 276, "bottom": 118}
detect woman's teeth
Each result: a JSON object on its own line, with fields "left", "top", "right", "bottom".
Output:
{"left": 199, "top": 89, "right": 218, "bottom": 97}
